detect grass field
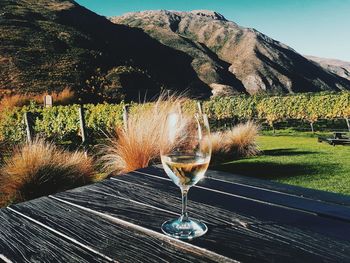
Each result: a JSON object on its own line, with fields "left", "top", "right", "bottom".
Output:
{"left": 215, "top": 132, "right": 350, "bottom": 195}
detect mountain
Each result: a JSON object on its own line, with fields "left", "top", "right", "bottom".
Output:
{"left": 112, "top": 10, "right": 350, "bottom": 95}
{"left": 306, "top": 56, "right": 350, "bottom": 81}
{"left": 1, "top": 1, "right": 349, "bottom": 101}
{"left": 0, "top": 0, "right": 212, "bottom": 101}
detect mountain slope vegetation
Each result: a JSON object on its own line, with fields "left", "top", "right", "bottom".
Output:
{"left": 1, "top": 1, "right": 349, "bottom": 101}
{"left": 0, "top": 0, "right": 211, "bottom": 101}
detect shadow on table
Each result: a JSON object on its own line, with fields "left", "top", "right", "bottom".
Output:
{"left": 213, "top": 161, "right": 338, "bottom": 180}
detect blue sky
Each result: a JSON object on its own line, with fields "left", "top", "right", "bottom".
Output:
{"left": 76, "top": 0, "right": 350, "bottom": 61}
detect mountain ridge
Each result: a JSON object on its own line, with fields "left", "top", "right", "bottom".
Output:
{"left": 0, "top": 1, "right": 213, "bottom": 101}
{"left": 306, "top": 56, "right": 350, "bottom": 81}
{"left": 112, "top": 10, "right": 350, "bottom": 95}
{"left": 1, "top": 1, "right": 349, "bottom": 102}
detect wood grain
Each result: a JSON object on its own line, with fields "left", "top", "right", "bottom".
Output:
{"left": 0, "top": 208, "right": 109, "bottom": 263}
{"left": 113, "top": 172, "right": 350, "bottom": 234}
{"left": 10, "top": 197, "right": 226, "bottom": 263}
{"left": 141, "top": 165, "right": 350, "bottom": 207}
{"left": 54, "top": 173, "right": 350, "bottom": 263}
{"left": 134, "top": 167, "right": 350, "bottom": 222}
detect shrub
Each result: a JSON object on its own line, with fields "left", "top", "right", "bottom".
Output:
{"left": 0, "top": 92, "right": 349, "bottom": 142}
{"left": 0, "top": 105, "right": 29, "bottom": 141}
{"left": 210, "top": 131, "right": 226, "bottom": 155}
{"left": 0, "top": 139, "right": 96, "bottom": 206}
{"left": 50, "top": 87, "right": 75, "bottom": 105}
{"left": 99, "top": 95, "right": 188, "bottom": 175}
{"left": 204, "top": 95, "right": 257, "bottom": 121}
{"left": 211, "top": 121, "right": 260, "bottom": 163}
{"left": 223, "top": 121, "right": 260, "bottom": 157}
{"left": 84, "top": 103, "right": 125, "bottom": 134}
{"left": 0, "top": 94, "right": 35, "bottom": 110}
{"left": 0, "top": 103, "right": 126, "bottom": 142}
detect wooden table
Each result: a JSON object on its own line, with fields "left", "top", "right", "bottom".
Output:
{"left": 1, "top": 166, "right": 350, "bottom": 262}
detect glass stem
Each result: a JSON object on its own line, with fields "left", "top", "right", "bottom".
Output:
{"left": 180, "top": 188, "right": 189, "bottom": 222}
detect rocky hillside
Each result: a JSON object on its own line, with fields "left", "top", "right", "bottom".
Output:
{"left": 0, "top": 0, "right": 212, "bottom": 101}
{"left": 306, "top": 56, "right": 350, "bottom": 81}
{"left": 1, "top": 1, "right": 349, "bottom": 101}
{"left": 112, "top": 10, "right": 350, "bottom": 95}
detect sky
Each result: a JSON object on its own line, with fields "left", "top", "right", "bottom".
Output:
{"left": 75, "top": 0, "right": 350, "bottom": 61}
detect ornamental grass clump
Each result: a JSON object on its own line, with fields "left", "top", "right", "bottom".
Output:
{"left": 100, "top": 94, "right": 188, "bottom": 175}
{"left": 211, "top": 121, "right": 260, "bottom": 163}
{"left": 0, "top": 139, "right": 96, "bottom": 207}
{"left": 209, "top": 131, "right": 226, "bottom": 155}
{"left": 223, "top": 121, "right": 260, "bottom": 157}
{"left": 51, "top": 87, "right": 75, "bottom": 105}
{"left": 0, "top": 94, "right": 33, "bottom": 110}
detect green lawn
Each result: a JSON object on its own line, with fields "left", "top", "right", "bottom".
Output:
{"left": 215, "top": 134, "right": 350, "bottom": 195}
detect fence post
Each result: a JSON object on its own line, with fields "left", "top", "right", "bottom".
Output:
{"left": 310, "top": 122, "right": 315, "bottom": 133}
{"left": 44, "top": 95, "right": 53, "bottom": 108}
{"left": 78, "top": 105, "right": 87, "bottom": 145}
{"left": 24, "top": 112, "right": 35, "bottom": 143}
{"left": 197, "top": 101, "right": 203, "bottom": 115}
{"left": 123, "top": 105, "right": 130, "bottom": 131}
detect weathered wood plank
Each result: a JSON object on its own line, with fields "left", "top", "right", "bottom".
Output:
{"left": 111, "top": 174, "right": 350, "bottom": 239}
{"left": 0, "top": 208, "right": 110, "bottom": 263}
{"left": 143, "top": 165, "right": 350, "bottom": 206}
{"left": 10, "top": 197, "right": 227, "bottom": 263}
{"left": 54, "top": 176, "right": 350, "bottom": 263}
{"left": 137, "top": 166, "right": 350, "bottom": 218}
{"left": 205, "top": 169, "right": 350, "bottom": 206}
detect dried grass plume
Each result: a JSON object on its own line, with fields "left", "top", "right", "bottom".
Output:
{"left": 0, "top": 138, "right": 96, "bottom": 206}
{"left": 211, "top": 121, "right": 260, "bottom": 163}
{"left": 100, "top": 94, "right": 188, "bottom": 175}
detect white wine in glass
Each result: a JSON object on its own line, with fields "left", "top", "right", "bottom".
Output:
{"left": 160, "top": 112, "right": 211, "bottom": 240}
{"left": 161, "top": 154, "right": 210, "bottom": 189}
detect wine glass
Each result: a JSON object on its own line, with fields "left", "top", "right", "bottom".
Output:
{"left": 160, "top": 110, "right": 212, "bottom": 240}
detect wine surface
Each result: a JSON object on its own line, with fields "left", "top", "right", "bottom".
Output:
{"left": 161, "top": 154, "right": 210, "bottom": 189}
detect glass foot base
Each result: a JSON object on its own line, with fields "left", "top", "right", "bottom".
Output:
{"left": 161, "top": 217, "right": 208, "bottom": 240}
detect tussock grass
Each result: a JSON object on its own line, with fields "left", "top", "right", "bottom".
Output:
{"left": 0, "top": 94, "right": 32, "bottom": 109}
{"left": 100, "top": 94, "right": 189, "bottom": 175}
{"left": 100, "top": 95, "right": 259, "bottom": 174}
{"left": 211, "top": 121, "right": 260, "bottom": 163}
{"left": 0, "top": 139, "right": 96, "bottom": 206}
{"left": 0, "top": 141, "right": 9, "bottom": 165}
{"left": 223, "top": 121, "right": 260, "bottom": 157}
{"left": 210, "top": 131, "right": 226, "bottom": 154}
{"left": 0, "top": 88, "right": 74, "bottom": 110}
{"left": 51, "top": 87, "right": 75, "bottom": 105}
